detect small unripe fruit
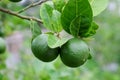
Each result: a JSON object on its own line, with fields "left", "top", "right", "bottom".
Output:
{"left": 31, "top": 34, "right": 59, "bottom": 62}
{"left": 60, "top": 38, "right": 90, "bottom": 67}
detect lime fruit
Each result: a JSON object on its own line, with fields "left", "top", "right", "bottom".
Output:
{"left": 9, "top": 0, "right": 22, "bottom": 2}
{"left": 0, "top": 38, "right": 6, "bottom": 54}
{"left": 60, "top": 38, "right": 90, "bottom": 67}
{"left": 31, "top": 34, "right": 59, "bottom": 62}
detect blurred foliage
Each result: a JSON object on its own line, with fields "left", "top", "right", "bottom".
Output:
{"left": 0, "top": 1, "right": 31, "bottom": 36}
{"left": 0, "top": 0, "right": 120, "bottom": 80}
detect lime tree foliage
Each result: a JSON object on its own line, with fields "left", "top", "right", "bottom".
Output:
{"left": 0, "top": 0, "right": 108, "bottom": 68}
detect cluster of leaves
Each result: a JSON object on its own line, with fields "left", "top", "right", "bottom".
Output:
{"left": 31, "top": 0, "right": 109, "bottom": 49}
{"left": 61, "top": 0, "right": 97, "bottom": 37}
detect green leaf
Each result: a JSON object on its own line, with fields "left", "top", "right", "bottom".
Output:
{"left": 52, "top": 0, "right": 66, "bottom": 12}
{"left": 89, "top": 0, "right": 109, "bottom": 16}
{"left": 70, "top": 16, "right": 81, "bottom": 37}
{"left": 40, "top": 2, "right": 54, "bottom": 31}
{"left": 30, "top": 22, "right": 42, "bottom": 40}
{"left": 47, "top": 34, "right": 70, "bottom": 48}
{"left": 61, "top": 0, "right": 93, "bottom": 34}
{"left": 79, "top": 16, "right": 91, "bottom": 37}
{"left": 84, "top": 22, "right": 99, "bottom": 37}
{"left": 40, "top": 1, "right": 63, "bottom": 32}
{"left": 51, "top": 10, "right": 63, "bottom": 32}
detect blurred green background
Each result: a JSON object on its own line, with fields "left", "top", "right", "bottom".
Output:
{"left": 0, "top": 0, "right": 120, "bottom": 80}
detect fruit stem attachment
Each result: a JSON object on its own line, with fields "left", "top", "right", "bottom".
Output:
{"left": 56, "top": 32, "right": 60, "bottom": 39}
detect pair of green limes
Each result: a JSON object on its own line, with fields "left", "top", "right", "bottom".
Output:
{"left": 31, "top": 34, "right": 90, "bottom": 68}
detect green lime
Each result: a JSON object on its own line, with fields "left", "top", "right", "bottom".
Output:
{"left": 9, "top": 0, "right": 22, "bottom": 2}
{"left": 60, "top": 38, "right": 90, "bottom": 67}
{"left": 31, "top": 34, "right": 59, "bottom": 62}
{"left": 0, "top": 37, "right": 6, "bottom": 54}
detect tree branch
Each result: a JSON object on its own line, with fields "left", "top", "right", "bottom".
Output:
{"left": 0, "top": 7, "right": 43, "bottom": 23}
{"left": 18, "top": 0, "right": 48, "bottom": 13}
